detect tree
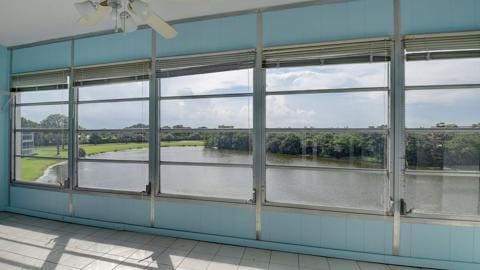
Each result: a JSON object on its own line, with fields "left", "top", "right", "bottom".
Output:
{"left": 40, "top": 114, "right": 68, "bottom": 155}
{"left": 89, "top": 133, "right": 102, "bottom": 145}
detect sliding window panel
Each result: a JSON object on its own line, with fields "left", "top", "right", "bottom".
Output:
{"left": 15, "top": 157, "right": 68, "bottom": 186}
{"left": 78, "top": 101, "right": 149, "bottom": 130}
{"left": 16, "top": 89, "right": 69, "bottom": 104}
{"left": 160, "top": 164, "right": 253, "bottom": 200}
{"left": 15, "top": 131, "right": 68, "bottom": 158}
{"left": 406, "top": 58, "right": 480, "bottom": 86}
{"left": 266, "top": 62, "right": 389, "bottom": 92}
{"left": 405, "top": 89, "right": 480, "bottom": 128}
{"left": 266, "top": 92, "right": 387, "bottom": 129}
{"left": 15, "top": 105, "right": 68, "bottom": 129}
{"left": 79, "top": 81, "right": 149, "bottom": 101}
{"left": 266, "top": 167, "right": 387, "bottom": 211}
{"left": 266, "top": 132, "right": 386, "bottom": 169}
{"left": 161, "top": 97, "right": 253, "bottom": 129}
{"left": 77, "top": 161, "right": 148, "bottom": 192}
{"left": 405, "top": 173, "right": 480, "bottom": 216}
{"left": 406, "top": 132, "right": 480, "bottom": 172}
{"left": 160, "top": 131, "right": 252, "bottom": 164}
{"left": 78, "top": 131, "right": 149, "bottom": 161}
{"left": 160, "top": 69, "right": 253, "bottom": 97}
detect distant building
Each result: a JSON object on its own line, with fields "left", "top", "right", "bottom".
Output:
{"left": 21, "top": 133, "right": 35, "bottom": 156}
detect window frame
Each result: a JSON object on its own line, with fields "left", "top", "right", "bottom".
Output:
{"left": 403, "top": 56, "right": 480, "bottom": 220}
{"left": 263, "top": 62, "right": 392, "bottom": 215}
{"left": 156, "top": 66, "right": 255, "bottom": 204}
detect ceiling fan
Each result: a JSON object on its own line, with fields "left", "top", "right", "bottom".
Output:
{"left": 74, "top": 0, "right": 177, "bottom": 39}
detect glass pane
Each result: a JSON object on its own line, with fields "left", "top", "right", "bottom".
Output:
{"left": 79, "top": 131, "right": 148, "bottom": 161}
{"left": 406, "top": 58, "right": 480, "bottom": 86}
{"left": 405, "top": 174, "right": 480, "bottom": 216}
{"left": 78, "top": 101, "right": 149, "bottom": 129}
{"left": 161, "top": 131, "right": 252, "bottom": 164}
{"left": 16, "top": 105, "right": 68, "bottom": 129}
{"left": 15, "top": 157, "right": 67, "bottom": 185}
{"left": 17, "top": 89, "right": 68, "bottom": 103}
{"left": 79, "top": 81, "right": 149, "bottom": 101}
{"left": 15, "top": 131, "right": 68, "bottom": 158}
{"left": 266, "top": 167, "right": 386, "bottom": 210}
{"left": 406, "top": 132, "right": 480, "bottom": 171}
{"left": 266, "top": 132, "right": 385, "bottom": 169}
{"left": 161, "top": 165, "right": 253, "bottom": 200}
{"left": 78, "top": 162, "right": 148, "bottom": 192}
{"left": 161, "top": 69, "right": 253, "bottom": 96}
{"left": 405, "top": 89, "right": 480, "bottom": 128}
{"left": 266, "top": 92, "right": 387, "bottom": 128}
{"left": 266, "top": 62, "right": 389, "bottom": 92}
{"left": 161, "top": 97, "right": 252, "bottom": 129}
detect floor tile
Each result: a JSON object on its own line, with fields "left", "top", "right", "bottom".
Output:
{"left": 192, "top": 242, "right": 222, "bottom": 255}
{"left": 358, "top": 261, "right": 390, "bottom": 270}
{"left": 328, "top": 258, "right": 360, "bottom": 270}
{"left": 154, "top": 248, "right": 189, "bottom": 268}
{"left": 170, "top": 239, "right": 198, "bottom": 252}
{"left": 270, "top": 251, "right": 299, "bottom": 267}
{"left": 243, "top": 248, "right": 271, "bottom": 262}
{"left": 298, "top": 255, "right": 329, "bottom": 270}
{"left": 217, "top": 245, "right": 245, "bottom": 258}
{"left": 239, "top": 258, "right": 269, "bottom": 270}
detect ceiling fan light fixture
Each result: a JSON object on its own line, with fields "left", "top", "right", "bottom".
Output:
{"left": 130, "top": 0, "right": 151, "bottom": 22}
{"left": 74, "top": 0, "right": 97, "bottom": 19}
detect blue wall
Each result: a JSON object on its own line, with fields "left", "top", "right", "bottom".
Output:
{"left": 157, "top": 14, "right": 256, "bottom": 57}
{"left": 0, "top": 45, "right": 9, "bottom": 210}
{"left": 263, "top": 0, "right": 394, "bottom": 47}
{"left": 74, "top": 29, "right": 151, "bottom": 66}
{"left": 401, "top": 0, "right": 480, "bottom": 35}
{"left": 11, "top": 41, "right": 70, "bottom": 74}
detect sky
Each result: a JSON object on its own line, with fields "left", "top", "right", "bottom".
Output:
{"left": 17, "top": 58, "right": 480, "bottom": 130}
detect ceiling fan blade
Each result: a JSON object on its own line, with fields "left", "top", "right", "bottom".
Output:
{"left": 146, "top": 14, "right": 177, "bottom": 39}
{"left": 79, "top": 4, "right": 112, "bottom": 26}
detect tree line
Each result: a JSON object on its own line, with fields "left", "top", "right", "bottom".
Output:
{"left": 21, "top": 115, "right": 480, "bottom": 169}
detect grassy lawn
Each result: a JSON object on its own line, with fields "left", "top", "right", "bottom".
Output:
{"left": 20, "top": 140, "right": 205, "bottom": 181}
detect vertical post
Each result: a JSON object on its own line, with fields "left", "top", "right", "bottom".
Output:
{"left": 149, "top": 29, "right": 159, "bottom": 227}
{"left": 8, "top": 49, "right": 13, "bottom": 208}
{"left": 392, "top": 0, "right": 405, "bottom": 256}
{"left": 68, "top": 39, "right": 77, "bottom": 216}
{"left": 253, "top": 11, "right": 266, "bottom": 240}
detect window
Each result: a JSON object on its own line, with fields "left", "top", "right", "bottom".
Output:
{"left": 13, "top": 89, "right": 69, "bottom": 186}
{"left": 265, "top": 62, "right": 390, "bottom": 211}
{"left": 76, "top": 81, "right": 149, "bottom": 192}
{"left": 404, "top": 57, "right": 480, "bottom": 216}
{"left": 159, "top": 69, "right": 253, "bottom": 200}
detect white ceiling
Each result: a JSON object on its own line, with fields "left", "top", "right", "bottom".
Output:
{"left": 0, "top": 0, "right": 309, "bottom": 47}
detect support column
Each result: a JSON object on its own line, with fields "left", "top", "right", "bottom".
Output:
{"left": 253, "top": 11, "right": 266, "bottom": 240}
{"left": 68, "top": 39, "right": 77, "bottom": 216}
{"left": 149, "top": 29, "right": 159, "bottom": 227}
{"left": 392, "top": 0, "right": 406, "bottom": 256}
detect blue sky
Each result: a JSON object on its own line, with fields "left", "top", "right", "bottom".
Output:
{"left": 18, "top": 58, "right": 480, "bottom": 129}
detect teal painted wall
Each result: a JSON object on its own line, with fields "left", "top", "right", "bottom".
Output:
{"left": 0, "top": 45, "right": 9, "bottom": 210}
{"left": 11, "top": 41, "right": 70, "bottom": 74}
{"left": 74, "top": 29, "right": 151, "bottom": 66}
{"left": 157, "top": 14, "right": 256, "bottom": 57}
{"left": 263, "top": 0, "right": 394, "bottom": 47}
{"left": 401, "top": 0, "right": 480, "bottom": 35}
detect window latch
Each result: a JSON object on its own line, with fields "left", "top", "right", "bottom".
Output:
{"left": 400, "top": 198, "right": 414, "bottom": 215}
{"left": 249, "top": 188, "right": 257, "bottom": 204}
{"left": 145, "top": 183, "right": 152, "bottom": 195}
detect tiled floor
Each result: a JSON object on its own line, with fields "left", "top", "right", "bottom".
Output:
{"left": 0, "top": 212, "right": 430, "bottom": 270}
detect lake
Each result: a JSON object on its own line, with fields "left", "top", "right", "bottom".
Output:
{"left": 38, "top": 146, "right": 480, "bottom": 215}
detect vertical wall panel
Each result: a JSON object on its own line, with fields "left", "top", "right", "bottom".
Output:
{"left": 74, "top": 29, "right": 151, "bottom": 66}
{"left": 12, "top": 41, "right": 70, "bottom": 73}
{"left": 263, "top": 0, "right": 394, "bottom": 47}
{"left": 157, "top": 14, "right": 256, "bottom": 57}
{"left": 10, "top": 187, "right": 69, "bottom": 216}
{"left": 155, "top": 201, "right": 256, "bottom": 239}
{"left": 410, "top": 224, "right": 450, "bottom": 260}
{"left": 0, "top": 45, "right": 9, "bottom": 210}
{"left": 73, "top": 194, "right": 150, "bottom": 227}
{"left": 401, "top": 0, "right": 480, "bottom": 35}
{"left": 450, "top": 227, "right": 475, "bottom": 262}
